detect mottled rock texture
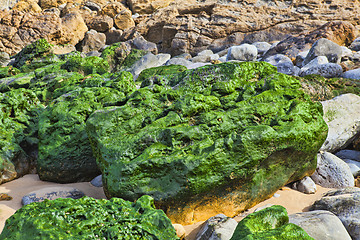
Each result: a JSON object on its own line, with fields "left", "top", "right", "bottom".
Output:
{"left": 0, "top": 195, "right": 179, "bottom": 239}
{"left": 86, "top": 61, "right": 327, "bottom": 224}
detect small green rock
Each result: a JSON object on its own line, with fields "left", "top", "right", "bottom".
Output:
{"left": 230, "top": 205, "right": 314, "bottom": 240}
{"left": 0, "top": 195, "right": 179, "bottom": 240}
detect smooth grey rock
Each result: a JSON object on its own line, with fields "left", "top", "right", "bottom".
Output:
{"left": 289, "top": 210, "right": 352, "bottom": 240}
{"left": 263, "top": 54, "right": 292, "bottom": 66}
{"left": 303, "top": 38, "right": 342, "bottom": 65}
{"left": 350, "top": 42, "right": 360, "bottom": 52}
{"left": 128, "top": 36, "right": 158, "bottom": 54}
{"left": 311, "top": 152, "right": 354, "bottom": 188}
{"left": 350, "top": 52, "right": 360, "bottom": 62}
{"left": 292, "top": 176, "right": 317, "bottom": 194}
{"left": 90, "top": 174, "right": 103, "bottom": 187}
{"left": 300, "top": 56, "right": 329, "bottom": 72}
{"left": 320, "top": 94, "right": 360, "bottom": 152}
{"left": 187, "top": 62, "right": 211, "bottom": 69}
{"left": 197, "top": 50, "right": 214, "bottom": 57}
{"left": 216, "top": 49, "right": 229, "bottom": 57}
{"left": 0, "top": 52, "right": 10, "bottom": 66}
{"left": 0, "top": 0, "right": 19, "bottom": 10}
{"left": 336, "top": 150, "right": 360, "bottom": 162}
{"left": 165, "top": 58, "right": 194, "bottom": 68}
{"left": 300, "top": 63, "right": 342, "bottom": 78}
{"left": 341, "top": 46, "right": 353, "bottom": 59}
{"left": 252, "top": 42, "right": 271, "bottom": 57}
{"left": 342, "top": 159, "right": 360, "bottom": 177}
{"left": 22, "top": 187, "right": 85, "bottom": 205}
{"left": 195, "top": 214, "right": 237, "bottom": 240}
{"left": 263, "top": 54, "right": 297, "bottom": 75}
{"left": 294, "top": 50, "right": 309, "bottom": 68}
{"left": 311, "top": 187, "right": 360, "bottom": 240}
{"left": 130, "top": 53, "right": 171, "bottom": 79}
{"left": 192, "top": 55, "right": 211, "bottom": 63}
{"left": 80, "top": 29, "right": 106, "bottom": 53}
{"left": 226, "top": 44, "right": 257, "bottom": 61}
{"left": 342, "top": 68, "right": 360, "bottom": 80}
{"left": 218, "top": 56, "right": 227, "bottom": 62}
{"left": 86, "top": 51, "right": 101, "bottom": 57}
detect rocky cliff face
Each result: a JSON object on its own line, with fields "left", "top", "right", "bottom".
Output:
{"left": 130, "top": 0, "right": 360, "bottom": 55}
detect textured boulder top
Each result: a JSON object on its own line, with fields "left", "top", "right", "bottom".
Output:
{"left": 0, "top": 195, "right": 179, "bottom": 239}
{"left": 86, "top": 61, "right": 328, "bottom": 224}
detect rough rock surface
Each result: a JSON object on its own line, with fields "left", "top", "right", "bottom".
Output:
{"left": 195, "top": 214, "right": 237, "bottom": 240}
{"left": 0, "top": 195, "right": 179, "bottom": 239}
{"left": 0, "top": 10, "right": 87, "bottom": 55}
{"left": 86, "top": 61, "right": 327, "bottom": 224}
{"left": 127, "top": 0, "right": 175, "bottom": 14}
{"left": 131, "top": 1, "right": 359, "bottom": 55}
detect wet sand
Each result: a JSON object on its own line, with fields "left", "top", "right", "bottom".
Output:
{"left": 0, "top": 174, "right": 332, "bottom": 239}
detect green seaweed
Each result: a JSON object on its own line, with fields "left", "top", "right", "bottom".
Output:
{"left": 37, "top": 71, "right": 136, "bottom": 183}
{"left": 230, "top": 205, "right": 313, "bottom": 240}
{"left": 61, "top": 55, "right": 110, "bottom": 76}
{"left": 137, "top": 64, "right": 188, "bottom": 86}
{"left": 85, "top": 62, "right": 328, "bottom": 220}
{"left": 0, "top": 195, "right": 179, "bottom": 240}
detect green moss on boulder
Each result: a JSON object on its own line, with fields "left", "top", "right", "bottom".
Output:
{"left": 100, "top": 42, "right": 132, "bottom": 72}
{"left": 61, "top": 55, "right": 109, "bottom": 75}
{"left": 12, "top": 39, "right": 57, "bottom": 72}
{"left": 85, "top": 62, "right": 328, "bottom": 224}
{"left": 37, "top": 72, "right": 136, "bottom": 183}
{"left": 230, "top": 205, "right": 313, "bottom": 240}
{"left": 0, "top": 72, "right": 35, "bottom": 92}
{"left": 0, "top": 195, "right": 179, "bottom": 240}
{"left": 0, "top": 88, "right": 44, "bottom": 184}
{"left": 137, "top": 64, "right": 188, "bottom": 86}
{"left": 0, "top": 66, "right": 20, "bottom": 78}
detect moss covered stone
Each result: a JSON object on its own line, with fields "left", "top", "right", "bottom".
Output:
{"left": 100, "top": 42, "right": 132, "bottom": 72}
{"left": 0, "top": 88, "right": 44, "bottom": 184}
{"left": 37, "top": 72, "right": 136, "bottom": 183}
{"left": 12, "top": 39, "right": 57, "bottom": 72}
{"left": 61, "top": 55, "right": 109, "bottom": 76}
{"left": 0, "top": 66, "right": 20, "bottom": 78}
{"left": 0, "top": 195, "right": 179, "bottom": 239}
{"left": 137, "top": 64, "right": 188, "bottom": 86}
{"left": 230, "top": 205, "right": 313, "bottom": 240}
{"left": 0, "top": 72, "right": 35, "bottom": 92}
{"left": 86, "top": 62, "right": 328, "bottom": 224}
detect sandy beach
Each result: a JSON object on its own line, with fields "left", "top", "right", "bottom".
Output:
{"left": 0, "top": 174, "right": 332, "bottom": 239}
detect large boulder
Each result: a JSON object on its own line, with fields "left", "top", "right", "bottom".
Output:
{"left": 0, "top": 88, "right": 44, "bottom": 184}
{"left": 0, "top": 195, "right": 179, "bottom": 239}
{"left": 230, "top": 205, "right": 313, "bottom": 240}
{"left": 86, "top": 61, "right": 328, "bottom": 224}
{"left": 37, "top": 72, "right": 136, "bottom": 183}
{"left": 311, "top": 188, "right": 360, "bottom": 240}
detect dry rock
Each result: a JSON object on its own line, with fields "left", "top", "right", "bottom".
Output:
{"left": 127, "top": 0, "right": 175, "bottom": 14}
{"left": 114, "top": 9, "right": 135, "bottom": 30}
{"left": 85, "top": 15, "right": 113, "bottom": 32}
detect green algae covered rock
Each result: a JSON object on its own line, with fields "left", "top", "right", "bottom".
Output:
{"left": 230, "top": 205, "right": 313, "bottom": 240}
{"left": 137, "top": 64, "right": 188, "bottom": 85}
{"left": 61, "top": 55, "right": 110, "bottom": 75}
{"left": 0, "top": 88, "right": 44, "bottom": 184}
{"left": 0, "top": 195, "right": 179, "bottom": 240}
{"left": 85, "top": 61, "right": 328, "bottom": 224}
{"left": 0, "top": 72, "right": 35, "bottom": 92}
{"left": 37, "top": 71, "right": 136, "bottom": 183}
{"left": 0, "top": 66, "right": 20, "bottom": 78}
{"left": 100, "top": 42, "right": 132, "bottom": 72}
{"left": 12, "top": 39, "right": 57, "bottom": 72}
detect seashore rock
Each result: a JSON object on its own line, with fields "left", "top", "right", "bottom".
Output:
{"left": 86, "top": 61, "right": 328, "bottom": 224}
{"left": 299, "top": 63, "right": 343, "bottom": 78}
{"left": 127, "top": 0, "right": 175, "bottom": 14}
{"left": 128, "top": 52, "right": 171, "bottom": 79}
{"left": 291, "top": 176, "right": 317, "bottom": 194}
{"left": 85, "top": 15, "right": 113, "bottom": 33}
{"left": 289, "top": 210, "right": 352, "bottom": 240}
{"left": 230, "top": 205, "right": 313, "bottom": 239}
{"left": 0, "top": 195, "right": 179, "bottom": 239}
{"left": 320, "top": 93, "right": 360, "bottom": 152}
{"left": 90, "top": 174, "right": 103, "bottom": 187}
{"left": 21, "top": 186, "right": 85, "bottom": 205}
{"left": 195, "top": 214, "right": 237, "bottom": 240}
{"left": 311, "top": 151, "right": 354, "bottom": 188}
{"left": 311, "top": 187, "right": 360, "bottom": 240}
{"left": 0, "top": 88, "right": 43, "bottom": 184}
{"left": 37, "top": 71, "right": 136, "bottom": 183}
{"left": 226, "top": 44, "right": 257, "bottom": 62}
{"left": 302, "top": 38, "right": 343, "bottom": 66}
{"left": 78, "top": 29, "right": 106, "bottom": 53}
